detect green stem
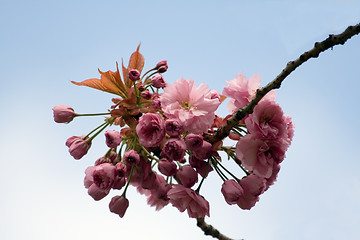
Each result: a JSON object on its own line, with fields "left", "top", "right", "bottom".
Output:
{"left": 76, "top": 113, "right": 110, "bottom": 117}
{"left": 85, "top": 122, "right": 108, "bottom": 138}
{"left": 88, "top": 122, "right": 110, "bottom": 141}
{"left": 195, "top": 159, "right": 211, "bottom": 193}
{"left": 122, "top": 165, "right": 135, "bottom": 198}
{"left": 216, "top": 159, "right": 240, "bottom": 182}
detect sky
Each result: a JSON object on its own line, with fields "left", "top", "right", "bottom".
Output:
{"left": 0, "top": 0, "right": 360, "bottom": 239}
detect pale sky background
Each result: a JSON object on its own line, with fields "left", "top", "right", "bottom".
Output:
{"left": 1, "top": 1, "right": 360, "bottom": 240}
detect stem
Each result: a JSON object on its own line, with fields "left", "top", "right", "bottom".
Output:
{"left": 195, "top": 159, "right": 210, "bottom": 193}
{"left": 85, "top": 122, "right": 108, "bottom": 138}
{"left": 122, "top": 165, "right": 135, "bottom": 198}
{"left": 88, "top": 122, "right": 110, "bottom": 141}
{"left": 215, "top": 159, "right": 240, "bottom": 182}
{"left": 196, "top": 218, "right": 241, "bottom": 240}
{"left": 76, "top": 113, "right": 110, "bottom": 117}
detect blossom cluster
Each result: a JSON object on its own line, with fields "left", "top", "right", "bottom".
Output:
{"left": 53, "top": 45, "right": 294, "bottom": 219}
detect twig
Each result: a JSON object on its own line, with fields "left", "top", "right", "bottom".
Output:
{"left": 208, "top": 22, "right": 360, "bottom": 144}
{"left": 199, "top": 22, "right": 360, "bottom": 239}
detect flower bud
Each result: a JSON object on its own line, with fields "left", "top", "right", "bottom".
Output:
{"left": 66, "top": 136, "right": 91, "bottom": 160}
{"left": 109, "top": 195, "right": 129, "bottom": 218}
{"left": 221, "top": 180, "right": 244, "bottom": 205}
{"left": 151, "top": 74, "right": 166, "bottom": 88}
{"left": 158, "top": 159, "right": 177, "bottom": 176}
{"left": 52, "top": 105, "right": 76, "bottom": 123}
{"left": 128, "top": 69, "right": 141, "bottom": 81}
{"left": 176, "top": 165, "right": 198, "bottom": 188}
{"left": 141, "top": 90, "right": 152, "bottom": 100}
{"left": 123, "top": 150, "right": 140, "bottom": 166}
{"left": 155, "top": 60, "right": 168, "bottom": 73}
{"left": 161, "top": 138, "right": 186, "bottom": 161}
{"left": 165, "top": 119, "right": 184, "bottom": 137}
{"left": 184, "top": 133, "right": 203, "bottom": 151}
{"left": 105, "top": 130, "right": 122, "bottom": 148}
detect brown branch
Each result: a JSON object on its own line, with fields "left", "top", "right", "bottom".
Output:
{"left": 199, "top": 22, "right": 360, "bottom": 239}
{"left": 208, "top": 22, "right": 360, "bottom": 144}
{"left": 196, "top": 218, "right": 243, "bottom": 240}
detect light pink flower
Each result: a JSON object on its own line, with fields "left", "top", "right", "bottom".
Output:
{"left": 52, "top": 105, "right": 76, "bottom": 123}
{"left": 168, "top": 184, "right": 210, "bottom": 218}
{"left": 105, "top": 130, "right": 122, "bottom": 148}
{"left": 222, "top": 73, "right": 276, "bottom": 113}
{"left": 237, "top": 174, "right": 266, "bottom": 210}
{"left": 221, "top": 180, "right": 244, "bottom": 205}
{"left": 109, "top": 195, "right": 129, "bottom": 218}
{"left": 235, "top": 134, "right": 286, "bottom": 178}
{"left": 136, "top": 113, "right": 166, "bottom": 147}
{"left": 160, "top": 78, "right": 221, "bottom": 134}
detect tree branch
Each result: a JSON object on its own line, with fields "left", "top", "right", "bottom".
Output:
{"left": 199, "top": 22, "right": 360, "bottom": 239}
{"left": 208, "top": 22, "right": 360, "bottom": 144}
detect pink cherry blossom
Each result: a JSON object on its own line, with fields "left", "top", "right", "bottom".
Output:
{"left": 168, "top": 184, "right": 210, "bottom": 218}
{"left": 237, "top": 174, "right": 266, "bottom": 210}
{"left": 136, "top": 113, "right": 166, "bottom": 147}
{"left": 161, "top": 138, "right": 186, "bottom": 161}
{"left": 160, "top": 78, "right": 221, "bottom": 134}
{"left": 123, "top": 150, "right": 141, "bottom": 166}
{"left": 222, "top": 73, "right": 276, "bottom": 113}
{"left": 165, "top": 119, "right": 184, "bottom": 137}
{"left": 158, "top": 159, "right": 177, "bottom": 176}
{"left": 245, "top": 100, "right": 288, "bottom": 141}
{"left": 235, "top": 134, "right": 286, "bottom": 178}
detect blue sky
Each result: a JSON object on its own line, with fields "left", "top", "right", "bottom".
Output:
{"left": 1, "top": 1, "right": 360, "bottom": 239}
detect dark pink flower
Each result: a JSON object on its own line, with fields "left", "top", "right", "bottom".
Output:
{"left": 105, "top": 130, "right": 122, "bottom": 148}
{"left": 155, "top": 60, "right": 168, "bottom": 73}
{"left": 84, "top": 163, "right": 116, "bottom": 201}
{"left": 66, "top": 136, "right": 91, "bottom": 160}
{"left": 176, "top": 165, "right": 198, "bottom": 188}
{"left": 136, "top": 113, "right": 166, "bottom": 147}
{"left": 158, "top": 159, "right": 177, "bottom": 176}
{"left": 184, "top": 133, "right": 203, "bottom": 151}
{"left": 235, "top": 134, "right": 286, "bottom": 178}
{"left": 152, "top": 98, "right": 161, "bottom": 109}
{"left": 221, "top": 180, "right": 244, "bottom": 205}
{"left": 141, "top": 90, "right": 152, "bottom": 100}
{"left": 192, "top": 140, "right": 212, "bottom": 160}
{"left": 161, "top": 138, "right": 186, "bottom": 161}
{"left": 168, "top": 184, "right": 210, "bottom": 218}
{"left": 109, "top": 195, "right": 129, "bottom": 218}
{"left": 151, "top": 74, "right": 166, "bottom": 88}
{"left": 123, "top": 150, "right": 140, "bottom": 166}
{"left": 52, "top": 105, "right": 76, "bottom": 123}
{"left": 245, "top": 100, "right": 288, "bottom": 141}
{"left": 128, "top": 69, "right": 141, "bottom": 81}
{"left": 165, "top": 119, "right": 184, "bottom": 137}
{"left": 237, "top": 174, "right": 266, "bottom": 210}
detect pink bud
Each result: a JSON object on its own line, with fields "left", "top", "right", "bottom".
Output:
{"left": 66, "top": 136, "right": 91, "bottom": 160}
{"left": 128, "top": 69, "right": 141, "bottom": 81}
{"left": 158, "top": 159, "right": 177, "bottom": 176}
{"left": 165, "top": 119, "right": 184, "bottom": 137}
{"left": 109, "top": 195, "right": 129, "bottom": 218}
{"left": 105, "top": 130, "right": 122, "bottom": 148}
{"left": 184, "top": 133, "right": 203, "bottom": 151}
{"left": 141, "top": 90, "right": 152, "bottom": 100}
{"left": 155, "top": 60, "right": 168, "bottom": 73}
{"left": 176, "top": 165, "right": 198, "bottom": 188}
{"left": 123, "top": 150, "right": 140, "bottom": 166}
{"left": 152, "top": 98, "right": 161, "bottom": 109}
{"left": 221, "top": 180, "right": 244, "bottom": 205}
{"left": 151, "top": 74, "right": 166, "bottom": 88}
{"left": 52, "top": 105, "right": 76, "bottom": 123}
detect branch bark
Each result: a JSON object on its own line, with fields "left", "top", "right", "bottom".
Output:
{"left": 199, "top": 22, "right": 360, "bottom": 239}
